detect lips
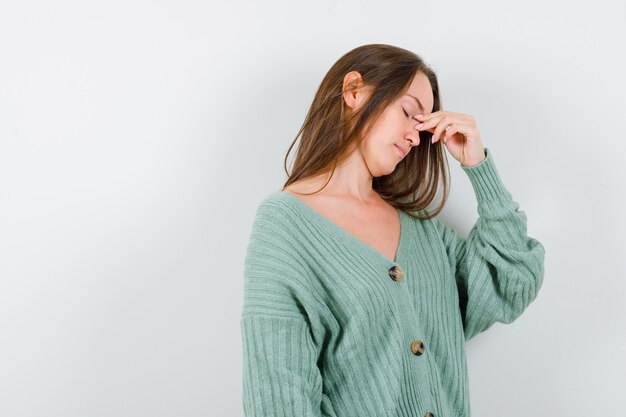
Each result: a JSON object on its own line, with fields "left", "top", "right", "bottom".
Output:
{"left": 394, "top": 144, "right": 408, "bottom": 158}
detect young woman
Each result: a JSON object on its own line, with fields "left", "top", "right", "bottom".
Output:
{"left": 240, "top": 44, "right": 545, "bottom": 417}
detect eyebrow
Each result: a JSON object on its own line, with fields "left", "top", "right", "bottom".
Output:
{"left": 405, "top": 94, "right": 425, "bottom": 113}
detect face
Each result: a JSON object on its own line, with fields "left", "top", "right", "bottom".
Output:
{"left": 358, "top": 72, "right": 435, "bottom": 176}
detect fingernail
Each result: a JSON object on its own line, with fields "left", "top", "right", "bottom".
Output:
{"left": 414, "top": 123, "right": 423, "bottom": 129}
{"left": 415, "top": 114, "right": 424, "bottom": 119}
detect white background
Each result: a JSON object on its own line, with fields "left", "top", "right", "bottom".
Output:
{"left": 1, "top": 1, "right": 625, "bottom": 416}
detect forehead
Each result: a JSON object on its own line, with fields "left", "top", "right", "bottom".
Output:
{"left": 404, "top": 72, "right": 434, "bottom": 113}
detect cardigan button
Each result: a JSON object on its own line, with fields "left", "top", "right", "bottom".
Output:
{"left": 410, "top": 339, "right": 425, "bottom": 355}
{"left": 388, "top": 265, "right": 404, "bottom": 281}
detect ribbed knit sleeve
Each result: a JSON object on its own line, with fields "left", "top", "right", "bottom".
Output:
{"left": 240, "top": 201, "right": 326, "bottom": 417}
{"left": 433, "top": 147, "right": 546, "bottom": 342}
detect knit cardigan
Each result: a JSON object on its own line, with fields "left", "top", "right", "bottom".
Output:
{"left": 240, "top": 147, "right": 545, "bottom": 417}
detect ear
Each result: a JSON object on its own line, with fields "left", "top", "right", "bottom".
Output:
{"left": 342, "top": 71, "right": 372, "bottom": 113}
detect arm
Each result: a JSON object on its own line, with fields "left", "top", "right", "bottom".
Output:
{"left": 434, "top": 148, "right": 546, "bottom": 341}
{"left": 240, "top": 200, "right": 325, "bottom": 417}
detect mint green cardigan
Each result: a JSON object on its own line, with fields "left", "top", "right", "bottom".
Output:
{"left": 240, "top": 147, "right": 545, "bottom": 417}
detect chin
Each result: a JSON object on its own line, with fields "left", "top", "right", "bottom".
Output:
{"left": 366, "top": 149, "right": 400, "bottom": 177}
{"left": 372, "top": 162, "right": 398, "bottom": 177}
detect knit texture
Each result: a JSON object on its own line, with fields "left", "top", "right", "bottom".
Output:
{"left": 240, "top": 147, "right": 545, "bottom": 417}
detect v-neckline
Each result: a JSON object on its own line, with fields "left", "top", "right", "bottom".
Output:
{"left": 275, "top": 190, "right": 406, "bottom": 265}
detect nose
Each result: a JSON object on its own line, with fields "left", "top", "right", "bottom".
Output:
{"left": 405, "top": 131, "right": 420, "bottom": 148}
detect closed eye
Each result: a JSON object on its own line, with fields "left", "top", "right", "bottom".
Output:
{"left": 402, "top": 108, "right": 410, "bottom": 118}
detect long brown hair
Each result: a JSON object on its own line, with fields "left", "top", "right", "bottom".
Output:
{"left": 281, "top": 43, "right": 450, "bottom": 221}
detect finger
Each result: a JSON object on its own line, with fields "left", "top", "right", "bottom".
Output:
{"left": 413, "top": 113, "right": 443, "bottom": 132}
{"left": 441, "top": 120, "right": 475, "bottom": 143}
{"left": 432, "top": 117, "right": 453, "bottom": 143}
{"left": 442, "top": 124, "right": 460, "bottom": 143}
{"left": 413, "top": 110, "right": 440, "bottom": 121}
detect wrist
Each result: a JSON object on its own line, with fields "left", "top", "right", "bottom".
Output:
{"left": 461, "top": 149, "right": 486, "bottom": 167}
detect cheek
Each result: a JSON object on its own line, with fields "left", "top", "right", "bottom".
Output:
{"left": 371, "top": 117, "right": 402, "bottom": 144}
{"left": 361, "top": 113, "right": 403, "bottom": 155}
{"left": 363, "top": 135, "right": 387, "bottom": 154}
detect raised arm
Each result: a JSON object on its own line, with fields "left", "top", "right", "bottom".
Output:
{"left": 433, "top": 148, "right": 546, "bottom": 341}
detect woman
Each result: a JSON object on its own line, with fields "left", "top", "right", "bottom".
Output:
{"left": 240, "top": 44, "right": 545, "bottom": 417}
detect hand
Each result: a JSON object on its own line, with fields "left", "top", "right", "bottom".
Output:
{"left": 413, "top": 110, "right": 486, "bottom": 167}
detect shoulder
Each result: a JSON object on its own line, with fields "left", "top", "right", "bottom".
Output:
{"left": 253, "top": 191, "right": 298, "bottom": 225}
{"left": 248, "top": 191, "right": 307, "bottom": 250}
{"left": 245, "top": 193, "right": 315, "bottom": 285}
